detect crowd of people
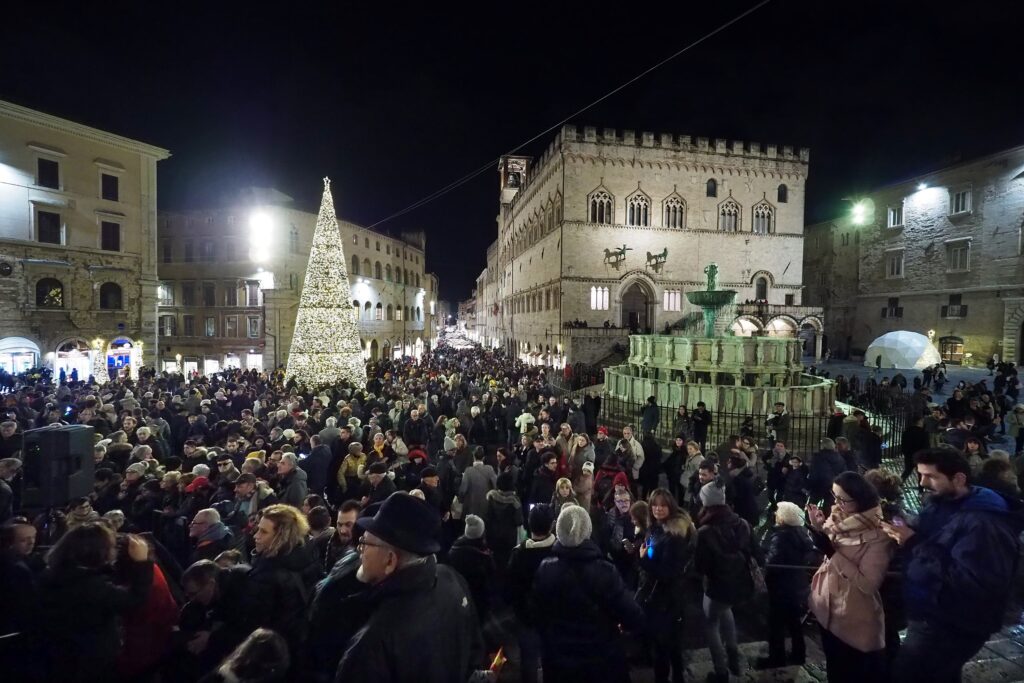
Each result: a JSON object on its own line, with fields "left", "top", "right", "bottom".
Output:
{"left": 0, "top": 344, "right": 1022, "bottom": 683}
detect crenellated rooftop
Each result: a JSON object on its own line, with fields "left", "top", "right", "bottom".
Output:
{"left": 507, "top": 124, "right": 809, "bottom": 216}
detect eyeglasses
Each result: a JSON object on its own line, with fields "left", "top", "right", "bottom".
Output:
{"left": 356, "top": 539, "right": 390, "bottom": 553}
{"left": 834, "top": 495, "right": 855, "bottom": 506}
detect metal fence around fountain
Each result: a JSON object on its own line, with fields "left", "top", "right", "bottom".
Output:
{"left": 599, "top": 393, "right": 914, "bottom": 461}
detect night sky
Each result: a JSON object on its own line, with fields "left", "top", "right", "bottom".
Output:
{"left": 2, "top": 1, "right": 1021, "bottom": 302}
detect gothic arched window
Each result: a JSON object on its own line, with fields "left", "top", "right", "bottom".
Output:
{"left": 718, "top": 198, "right": 741, "bottom": 231}
{"left": 752, "top": 200, "right": 775, "bottom": 235}
{"left": 588, "top": 188, "right": 613, "bottom": 224}
{"left": 663, "top": 195, "right": 686, "bottom": 229}
{"left": 626, "top": 191, "right": 650, "bottom": 227}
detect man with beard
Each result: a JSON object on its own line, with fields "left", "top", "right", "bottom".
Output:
{"left": 334, "top": 493, "right": 483, "bottom": 681}
{"left": 305, "top": 501, "right": 364, "bottom": 680}
{"left": 884, "top": 447, "right": 1024, "bottom": 682}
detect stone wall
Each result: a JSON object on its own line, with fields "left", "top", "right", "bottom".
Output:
{"left": 828, "top": 147, "right": 1024, "bottom": 364}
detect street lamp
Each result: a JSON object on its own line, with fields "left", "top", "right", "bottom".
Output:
{"left": 249, "top": 211, "right": 272, "bottom": 262}
{"left": 175, "top": 353, "right": 182, "bottom": 372}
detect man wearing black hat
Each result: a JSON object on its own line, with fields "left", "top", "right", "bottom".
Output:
{"left": 360, "top": 462, "right": 397, "bottom": 508}
{"left": 335, "top": 492, "right": 484, "bottom": 682}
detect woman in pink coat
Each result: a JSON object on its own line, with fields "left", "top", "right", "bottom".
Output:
{"left": 806, "top": 471, "right": 893, "bottom": 683}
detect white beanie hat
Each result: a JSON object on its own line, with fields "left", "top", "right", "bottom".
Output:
{"left": 464, "top": 514, "right": 485, "bottom": 540}
{"left": 555, "top": 504, "right": 592, "bottom": 548}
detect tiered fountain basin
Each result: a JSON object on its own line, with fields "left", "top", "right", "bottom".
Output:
{"left": 604, "top": 334, "right": 835, "bottom": 416}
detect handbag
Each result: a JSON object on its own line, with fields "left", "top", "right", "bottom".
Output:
{"left": 450, "top": 496, "right": 464, "bottom": 520}
{"left": 747, "top": 552, "right": 767, "bottom": 595}
{"left": 635, "top": 578, "right": 659, "bottom": 608}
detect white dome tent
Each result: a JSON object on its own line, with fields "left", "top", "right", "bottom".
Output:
{"left": 864, "top": 331, "right": 941, "bottom": 370}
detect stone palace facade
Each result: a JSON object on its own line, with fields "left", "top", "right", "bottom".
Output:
{"left": 472, "top": 125, "right": 824, "bottom": 366}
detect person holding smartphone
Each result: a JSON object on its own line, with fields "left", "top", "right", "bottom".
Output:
{"left": 884, "top": 448, "right": 1024, "bottom": 683}
{"left": 806, "top": 472, "right": 893, "bottom": 683}
{"left": 36, "top": 523, "right": 154, "bottom": 682}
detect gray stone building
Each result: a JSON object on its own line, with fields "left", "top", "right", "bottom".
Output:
{"left": 804, "top": 144, "right": 1024, "bottom": 365}
{"left": 473, "top": 125, "right": 823, "bottom": 366}
{"left": 0, "top": 99, "right": 169, "bottom": 377}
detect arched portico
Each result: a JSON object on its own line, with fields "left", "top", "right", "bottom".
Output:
{"left": 617, "top": 274, "right": 658, "bottom": 333}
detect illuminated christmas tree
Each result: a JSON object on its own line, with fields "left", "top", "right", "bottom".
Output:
{"left": 285, "top": 178, "right": 367, "bottom": 388}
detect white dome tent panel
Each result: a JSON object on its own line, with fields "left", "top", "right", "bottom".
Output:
{"left": 864, "top": 331, "right": 941, "bottom": 370}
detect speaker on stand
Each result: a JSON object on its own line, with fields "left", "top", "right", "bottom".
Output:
{"left": 20, "top": 424, "right": 95, "bottom": 511}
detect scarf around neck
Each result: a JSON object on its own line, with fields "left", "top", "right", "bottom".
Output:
{"left": 824, "top": 506, "right": 886, "bottom": 546}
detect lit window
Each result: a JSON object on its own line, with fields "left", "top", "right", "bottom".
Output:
{"left": 247, "top": 317, "right": 261, "bottom": 338}
{"left": 663, "top": 290, "right": 681, "bottom": 311}
{"left": 951, "top": 189, "right": 971, "bottom": 215}
{"left": 888, "top": 204, "right": 904, "bottom": 228}
{"left": 946, "top": 241, "right": 970, "bottom": 272}
{"left": 886, "top": 250, "right": 904, "bottom": 278}
{"left": 590, "top": 286, "right": 609, "bottom": 310}
{"left": 36, "top": 278, "right": 64, "bottom": 308}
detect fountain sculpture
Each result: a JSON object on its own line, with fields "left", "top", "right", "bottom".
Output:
{"left": 603, "top": 263, "right": 833, "bottom": 417}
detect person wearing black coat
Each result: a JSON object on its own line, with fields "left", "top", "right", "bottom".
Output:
{"left": 484, "top": 473, "right": 524, "bottom": 574}
{"left": 335, "top": 493, "right": 484, "bottom": 683}
{"left": 527, "top": 453, "right": 559, "bottom": 506}
{"left": 638, "top": 490, "right": 697, "bottom": 683}
{"left": 900, "top": 416, "right": 930, "bottom": 481}
{"left": 531, "top": 505, "right": 645, "bottom": 683}
{"left": 36, "top": 524, "right": 154, "bottom": 682}
{"left": 757, "top": 502, "right": 815, "bottom": 668}
{"left": 245, "top": 506, "right": 320, "bottom": 662}
{"left": 505, "top": 505, "right": 556, "bottom": 683}
{"left": 807, "top": 440, "right": 849, "bottom": 511}
{"left": 446, "top": 514, "right": 497, "bottom": 626}
{"left": 695, "top": 479, "right": 762, "bottom": 683}
{"left": 300, "top": 438, "right": 333, "bottom": 497}
{"left": 724, "top": 453, "right": 760, "bottom": 528}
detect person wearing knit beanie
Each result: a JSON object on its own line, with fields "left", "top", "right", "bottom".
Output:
{"left": 555, "top": 504, "right": 592, "bottom": 548}
{"left": 700, "top": 478, "right": 727, "bottom": 508}
{"left": 463, "top": 514, "right": 485, "bottom": 540}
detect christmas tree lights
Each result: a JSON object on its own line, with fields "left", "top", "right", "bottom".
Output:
{"left": 286, "top": 178, "right": 367, "bottom": 389}
{"left": 91, "top": 340, "right": 108, "bottom": 386}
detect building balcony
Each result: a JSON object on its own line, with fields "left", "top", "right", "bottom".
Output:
{"left": 734, "top": 303, "right": 824, "bottom": 321}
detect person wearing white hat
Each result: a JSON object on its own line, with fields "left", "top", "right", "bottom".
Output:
{"left": 531, "top": 504, "right": 645, "bottom": 682}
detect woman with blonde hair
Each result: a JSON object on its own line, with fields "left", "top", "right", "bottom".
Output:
{"left": 806, "top": 471, "right": 893, "bottom": 683}
{"left": 551, "top": 476, "right": 579, "bottom": 509}
{"left": 247, "top": 504, "right": 315, "bottom": 659}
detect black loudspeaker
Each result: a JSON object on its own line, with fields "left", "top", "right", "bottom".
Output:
{"left": 20, "top": 424, "right": 95, "bottom": 510}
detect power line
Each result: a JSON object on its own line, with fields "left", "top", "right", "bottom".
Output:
{"left": 367, "top": 0, "right": 773, "bottom": 229}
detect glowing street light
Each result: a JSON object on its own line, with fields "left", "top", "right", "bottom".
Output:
{"left": 917, "top": 183, "right": 928, "bottom": 191}
{"left": 249, "top": 211, "right": 273, "bottom": 262}
{"left": 851, "top": 201, "right": 868, "bottom": 225}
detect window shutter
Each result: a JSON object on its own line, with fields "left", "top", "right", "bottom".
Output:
{"left": 880, "top": 307, "right": 887, "bottom": 319}
{"left": 961, "top": 305, "right": 968, "bottom": 317}
{"left": 896, "top": 307, "right": 904, "bottom": 318}
{"left": 941, "top": 305, "right": 948, "bottom": 317}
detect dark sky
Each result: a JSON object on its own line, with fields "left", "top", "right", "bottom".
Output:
{"left": 2, "top": 1, "right": 1022, "bottom": 302}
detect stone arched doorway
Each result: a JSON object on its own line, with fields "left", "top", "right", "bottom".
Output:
{"left": 620, "top": 280, "right": 655, "bottom": 333}
{"left": 369, "top": 339, "right": 379, "bottom": 362}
